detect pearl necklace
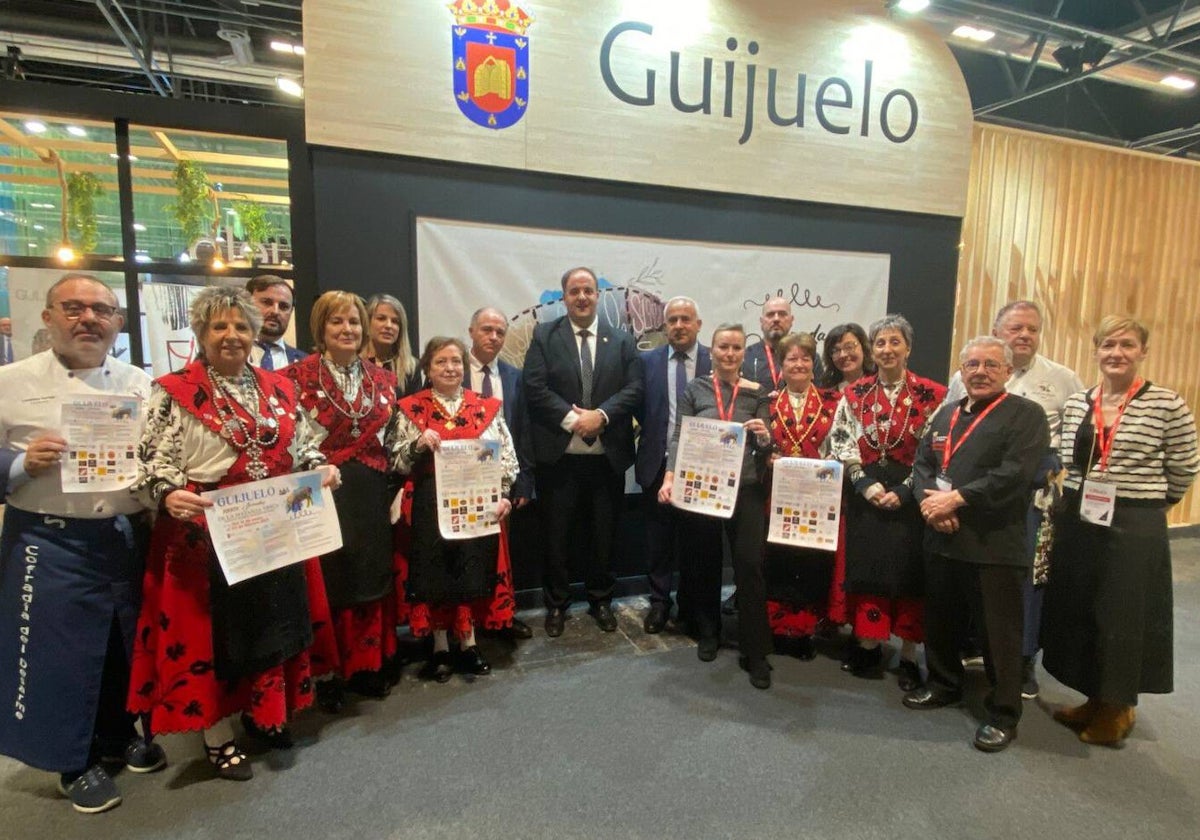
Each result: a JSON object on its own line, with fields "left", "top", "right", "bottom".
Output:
{"left": 206, "top": 364, "right": 280, "bottom": 480}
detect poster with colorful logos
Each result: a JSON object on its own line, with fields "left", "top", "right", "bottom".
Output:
{"left": 434, "top": 439, "right": 503, "bottom": 540}
{"left": 768, "top": 458, "right": 843, "bottom": 550}
{"left": 202, "top": 469, "right": 342, "bottom": 585}
{"left": 59, "top": 395, "right": 142, "bottom": 492}
{"left": 671, "top": 416, "right": 744, "bottom": 519}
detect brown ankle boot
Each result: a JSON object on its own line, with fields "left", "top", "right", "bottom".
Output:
{"left": 1079, "top": 704, "right": 1136, "bottom": 746}
{"left": 1053, "top": 697, "right": 1100, "bottom": 731}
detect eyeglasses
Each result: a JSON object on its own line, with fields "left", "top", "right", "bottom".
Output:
{"left": 831, "top": 342, "right": 860, "bottom": 357}
{"left": 962, "top": 359, "right": 1006, "bottom": 372}
{"left": 54, "top": 300, "right": 119, "bottom": 321}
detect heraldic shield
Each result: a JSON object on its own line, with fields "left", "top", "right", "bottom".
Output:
{"left": 449, "top": 1, "right": 534, "bottom": 130}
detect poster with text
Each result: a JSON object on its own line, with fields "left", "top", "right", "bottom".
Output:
{"left": 768, "top": 458, "right": 843, "bottom": 550}
{"left": 434, "top": 439, "right": 503, "bottom": 540}
{"left": 671, "top": 416, "right": 744, "bottom": 519}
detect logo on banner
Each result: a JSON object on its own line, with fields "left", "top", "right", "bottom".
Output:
{"left": 448, "top": 0, "right": 534, "bottom": 129}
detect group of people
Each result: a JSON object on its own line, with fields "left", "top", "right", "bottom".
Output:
{"left": 0, "top": 269, "right": 1196, "bottom": 815}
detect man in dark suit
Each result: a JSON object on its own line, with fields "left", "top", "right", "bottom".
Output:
{"left": 523, "top": 267, "right": 644, "bottom": 636}
{"left": 246, "top": 275, "right": 306, "bottom": 370}
{"left": 634, "top": 296, "right": 710, "bottom": 634}
{"left": 465, "top": 306, "right": 535, "bottom": 640}
{"left": 904, "top": 336, "right": 1049, "bottom": 753}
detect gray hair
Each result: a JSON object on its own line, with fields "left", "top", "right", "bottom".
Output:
{"left": 867, "top": 313, "right": 914, "bottom": 349}
{"left": 469, "top": 306, "right": 509, "bottom": 328}
{"left": 44, "top": 273, "right": 117, "bottom": 310}
{"left": 663, "top": 296, "right": 701, "bottom": 319}
{"left": 190, "top": 286, "right": 261, "bottom": 356}
{"left": 959, "top": 335, "right": 1013, "bottom": 364}
{"left": 992, "top": 300, "right": 1043, "bottom": 332}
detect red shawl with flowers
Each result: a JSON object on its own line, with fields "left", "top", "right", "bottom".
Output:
{"left": 844, "top": 371, "right": 946, "bottom": 467}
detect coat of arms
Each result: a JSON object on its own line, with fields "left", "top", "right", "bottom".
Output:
{"left": 448, "top": 0, "right": 534, "bottom": 129}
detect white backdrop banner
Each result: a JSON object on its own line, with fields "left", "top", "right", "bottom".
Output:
{"left": 415, "top": 217, "right": 890, "bottom": 367}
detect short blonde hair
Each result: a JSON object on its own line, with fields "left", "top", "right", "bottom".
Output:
{"left": 1092, "top": 316, "right": 1149, "bottom": 348}
{"left": 310, "top": 291, "right": 368, "bottom": 354}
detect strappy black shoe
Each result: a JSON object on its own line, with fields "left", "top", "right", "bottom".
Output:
{"left": 205, "top": 739, "right": 253, "bottom": 781}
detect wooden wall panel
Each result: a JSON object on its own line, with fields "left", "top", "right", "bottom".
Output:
{"left": 954, "top": 123, "right": 1200, "bottom": 525}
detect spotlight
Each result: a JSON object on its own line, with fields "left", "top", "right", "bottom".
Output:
{"left": 24, "top": 120, "right": 47, "bottom": 134}
{"left": 1079, "top": 36, "right": 1112, "bottom": 67}
{"left": 1162, "top": 74, "right": 1197, "bottom": 91}
{"left": 57, "top": 244, "right": 77, "bottom": 263}
{"left": 1052, "top": 44, "right": 1084, "bottom": 75}
{"left": 275, "top": 76, "right": 304, "bottom": 98}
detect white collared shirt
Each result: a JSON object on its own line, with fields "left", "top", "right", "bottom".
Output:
{"left": 562, "top": 316, "right": 605, "bottom": 455}
{"left": 469, "top": 352, "right": 505, "bottom": 405}
{"left": 250, "top": 338, "right": 291, "bottom": 371}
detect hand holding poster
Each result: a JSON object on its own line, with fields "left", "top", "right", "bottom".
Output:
{"left": 59, "top": 395, "right": 141, "bottom": 492}
{"left": 768, "top": 458, "right": 843, "bottom": 550}
{"left": 202, "top": 469, "right": 342, "bottom": 585}
{"left": 671, "top": 416, "right": 744, "bottom": 519}
{"left": 434, "top": 439, "right": 503, "bottom": 540}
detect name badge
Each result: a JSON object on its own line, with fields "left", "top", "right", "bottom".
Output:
{"left": 1080, "top": 479, "right": 1116, "bottom": 527}
{"left": 935, "top": 472, "right": 952, "bottom": 492}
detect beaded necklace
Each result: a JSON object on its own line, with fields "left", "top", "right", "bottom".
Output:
{"left": 859, "top": 375, "right": 912, "bottom": 465}
{"left": 429, "top": 389, "right": 466, "bottom": 431}
{"left": 205, "top": 364, "right": 280, "bottom": 480}
{"left": 319, "top": 356, "right": 375, "bottom": 438}
{"left": 774, "top": 385, "right": 821, "bottom": 454}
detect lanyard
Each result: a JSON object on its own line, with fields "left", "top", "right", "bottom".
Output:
{"left": 712, "top": 376, "right": 741, "bottom": 422}
{"left": 1091, "top": 378, "right": 1143, "bottom": 472}
{"left": 763, "top": 344, "right": 780, "bottom": 387}
{"left": 941, "top": 393, "right": 1009, "bottom": 472}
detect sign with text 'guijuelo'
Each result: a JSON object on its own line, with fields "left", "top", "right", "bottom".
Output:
{"left": 306, "top": 0, "right": 973, "bottom": 217}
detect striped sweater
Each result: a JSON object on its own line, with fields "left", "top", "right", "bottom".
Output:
{"left": 1059, "top": 383, "right": 1200, "bottom": 503}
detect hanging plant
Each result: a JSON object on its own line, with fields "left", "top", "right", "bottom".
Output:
{"left": 168, "top": 160, "right": 213, "bottom": 244}
{"left": 234, "top": 199, "right": 275, "bottom": 259}
{"left": 66, "top": 171, "right": 104, "bottom": 253}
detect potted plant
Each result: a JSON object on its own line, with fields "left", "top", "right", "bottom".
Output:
{"left": 233, "top": 199, "right": 275, "bottom": 264}
{"left": 169, "top": 160, "right": 213, "bottom": 245}
{"left": 66, "top": 171, "right": 104, "bottom": 253}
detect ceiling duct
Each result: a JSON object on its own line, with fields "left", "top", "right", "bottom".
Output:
{"left": 216, "top": 24, "right": 255, "bottom": 66}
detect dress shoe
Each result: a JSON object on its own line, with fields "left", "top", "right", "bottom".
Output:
{"left": 1052, "top": 697, "right": 1100, "bottom": 731}
{"left": 841, "top": 643, "right": 883, "bottom": 676}
{"left": 739, "top": 655, "right": 773, "bottom": 689}
{"left": 589, "top": 602, "right": 618, "bottom": 632}
{"left": 545, "top": 608, "right": 566, "bottom": 638}
{"left": 457, "top": 645, "right": 492, "bottom": 676}
{"left": 775, "top": 635, "right": 815, "bottom": 661}
{"left": 241, "top": 713, "right": 294, "bottom": 749}
{"left": 974, "top": 723, "right": 1016, "bottom": 753}
{"left": 347, "top": 669, "right": 391, "bottom": 698}
{"left": 317, "top": 678, "right": 346, "bottom": 714}
{"left": 721, "top": 592, "right": 738, "bottom": 615}
{"left": 643, "top": 603, "right": 669, "bottom": 634}
{"left": 1079, "top": 704, "right": 1136, "bottom": 747}
{"left": 504, "top": 618, "right": 534, "bottom": 640}
{"left": 897, "top": 658, "right": 923, "bottom": 692}
{"left": 419, "top": 650, "right": 455, "bottom": 684}
{"left": 697, "top": 636, "right": 720, "bottom": 662}
{"left": 902, "top": 686, "right": 962, "bottom": 710}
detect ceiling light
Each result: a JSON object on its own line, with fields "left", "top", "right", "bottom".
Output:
{"left": 895, "top": 0, "right": 930, "bottom": 12}
{"left": 24, "top": 120, "right": 47, "bottom": 134}
{"left": 30, "top": 202, "right": 55, "bottom": 209}
{"left": 952, "top": 25, "right": 996, "bottom": 43}
{"left": 133, "top": 222, "right": 147, "bottom": 232}
{"left": 275, "top": 76, "right": 304, "bottom": 97}
{"left": 33, "top": 223, "right": 44, "bottom": 231}
{"left": 135, "top": 254, "right": 152, "bottom": 263}
{"left": 57, "top": 244, "right": 77, "bottom": 263}
{"left": 28, "top": 242, "right": 38, "bottom": 248}
{"left": 67, "top": 125, "right": 87, "bottom": 137}
{"left": 109, "top": 153, "right": 138, "bottom": 161}
{"left": 211, "top": 256, "right": 226, "bottom": 270}
{"left": 271, "top": 40, "right": 305, "bottom": 56}
{"left": 1161, "top": 74, "right": 1196, "bottom": 91}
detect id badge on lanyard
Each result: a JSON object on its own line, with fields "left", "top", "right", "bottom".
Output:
{"left": 1080, "top": 479, "right": 1116, "bottom": 527}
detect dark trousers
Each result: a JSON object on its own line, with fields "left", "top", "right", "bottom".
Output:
{"left": 641, "top": 464, "right": 688, "bottom": 614}
{"left": 538, "top": 455, "right": 624, "bottom": 609}
{"left": 924, "top": 554, "right": 1026, "bottom": 730}
{"left": 678, "top": 483, "right": 771, "bottom": 661}
{"left": 89, "top": 615, "right": 138, "bottom": 770}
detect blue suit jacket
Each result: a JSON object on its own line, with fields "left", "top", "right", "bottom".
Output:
{"left": 465, "top": 358, "right": 535, "bottom": 500}
{"left": 634, "top": 343, "right": 711, "bottom": 489}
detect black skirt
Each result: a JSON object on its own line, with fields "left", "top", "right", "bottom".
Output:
{"left": 321, "top": 460, "right": 394, "bottom": 610}
{"left": 406, "top": 474, "right": 498, "bottom": 602}
{"left": 843, "top": 461, "right": 924, "bottom": 598}
{"left": 1041, "top": 491, "right": 1174, "bottom": 704}
{"left": 765, "top": 543, "right": 834, "bottom": 607}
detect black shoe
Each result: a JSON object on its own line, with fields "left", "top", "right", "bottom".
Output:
{"left": 58, "top": 765, "right": 122, "bottom": 814}
{"left": 380, "top": 654, "right": 406, "bottom": 687}
{"left": 418, "top": 650, "right": 454, "bottom": 683}
{"left": 241, "top": 712, "right": 294, "bottom": 750}
{"left": 697, "top": 636, "right": 720, "bottom": 662}
{"left": 1021, "top": 656, "right": 1039, "bottom": 700}
{"left": 643, "top": 603, "right": 669, "bottom": 634}
{"left": 974, "top": 723, "right": 1017, "bottom": 753}
{"left": 204, "top": 739, "right": 253, "bottom": 781}
{"left": 721, "top": 592, "right": 738, "bottom": 615}
{"left": 897, "top": 658, "right": 923, "bottom": 692}
{"left": 589, "top": 602, "right": 618, "bottom": 632}
{"left": 347, "top": 669, "right": 392, "bottom": 698}
{"left": 739, "top": 655, "right": 773, "bottom": 689}
{"left": 545, "top": 608, "right": 566, "bottom": 638}
{"left": 457, "top": 645, "right": 492, "bottom": 676}
{"left": 317, "top": 678, "right": 346, "bottom": 713}
{"left": 793, "top": 635, "right": 816, "bottom": 661}
{"left": 123, "top": 739, "right": 167, "bottom": 774}
{"left": 504, "top": 618, "right": 534, "bottom": 640}
{"left": 842, "top": 643, "right": 883, "bottom": 676}
{"left": 902, "top": 686, "right": 963, "bottom": 710}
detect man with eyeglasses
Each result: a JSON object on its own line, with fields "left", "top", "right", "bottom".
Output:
{"left": 0, "top": 274, "right": 162, "bottom": 813}
{"left": 905, "top": 336, "right": 1049, "bottom": 753}
{"left": 943, "top": 301, "right": 1083, "bottom": 698}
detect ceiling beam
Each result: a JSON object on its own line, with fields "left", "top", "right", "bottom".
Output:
{"left": 93, "top": 0, "right": 171, "bottom": 96}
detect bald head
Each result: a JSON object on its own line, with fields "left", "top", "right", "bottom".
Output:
{"left": 760, "top": 296, "right": 793, "bottom": 343}
{"left": 468, "top": 306, "right": 508, "bottom": 364}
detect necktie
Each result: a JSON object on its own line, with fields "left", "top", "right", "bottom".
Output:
{"left": 257, "top": 341, "right": 275, "bottom": 371}
{"left": 480, "top": 364, "right": 493, "bottom": 398}
{"left": 578, "top": 329, "right": 593, "bottom": 408}
{"left": 672, "top": 349, "right": 687, "bottom": 428}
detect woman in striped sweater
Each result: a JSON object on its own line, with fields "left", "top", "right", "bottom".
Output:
{"left": 1042, "top": 316, "right": 1199, "bottom": 747}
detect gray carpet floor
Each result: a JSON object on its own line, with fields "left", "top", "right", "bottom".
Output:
{"left": 3, "top": 538, "right": 1200, "bottom": 839}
